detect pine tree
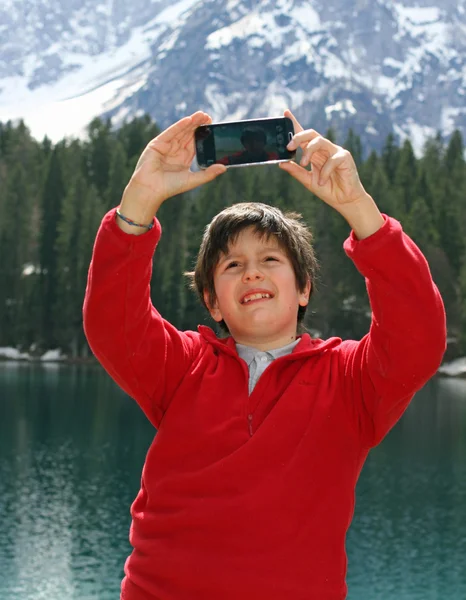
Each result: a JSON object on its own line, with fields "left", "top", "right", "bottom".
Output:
{"left": 344, "top": 129, "right": 363, "bottom": 168}
{"left": 444, "top": 131, "right": 466, "bottom": 239}
{"left": 415, "top": 168, "right": 435, "bottom": 213}
{"left": 421, "top": 133, "right": 444, "bottom": 201}
{"left": 151, "top": 191, "right": 190, "bottom": 320}
{"left": 41, "top": 135, "right": 53, "bottom": 159}
{"left": 435, "top": 131, "right": 465, "bottom": 277}
{"left": 445, "top": 130, "right": 464, "bottom": 173}
{"left": 405, "top": 196, "right": 439, "bottom": 252}
{"left": 86, "top": 117, "right": 113, "bottom": 198}
{"left": 39, "top": 144, "right": 66, "bottom": 348}
{"left": 105, "top": 140, "right": 128, "bottom": 211}
{"left": 360, "top": 151, "right": 395, "bottom": 215}
{"left": 165, "top": 197, "right": 190, "bottom": 328}
{"left": 76, "top": 184, "right": 105, "bottom": 355}
{"left": 182, "top": 198, "right": 211, "bottom": 330}
{"left": 0, "top": 164, "right": 30, "bottom": 346}
{"left": 382, "top": 133, "right": 399, "bottom": 183}
{"left": 325, "top": 128, "right": 337, "bottom": 144}
{"left": 0, "top": 120, "right": 13, "bottom": 156}
{"left": 393, "top": 139, "right": 417, "bottom": 218}
{"left": 54, "top": 174, "right": 87, "bottom": 354}
{"left": 117, "top": 115, "right": 159, "bottom": 165}
{"left": 0, "top": 121, "right": 46, "bottom": 348}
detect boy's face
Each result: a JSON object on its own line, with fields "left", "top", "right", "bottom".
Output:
{"left": 204, "top": 227, "right": 311, "bottom": 350}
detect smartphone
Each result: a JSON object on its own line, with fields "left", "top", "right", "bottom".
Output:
{"left": 195, "top": 116, "right": 296, "bottom": 169}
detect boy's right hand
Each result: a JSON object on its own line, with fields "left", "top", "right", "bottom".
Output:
{"left": 119, "top": 112, "right": 226, "bottom": 230}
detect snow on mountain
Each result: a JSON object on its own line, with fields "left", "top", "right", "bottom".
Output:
{"left": 0, "top": 0, "right": 465, "bottom": 155}
{"left": 0, "top": 0, "right": 199, "bottom": 140}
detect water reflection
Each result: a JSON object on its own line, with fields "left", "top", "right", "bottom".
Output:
{"left": 0, "top": 364, "right": 154, "bottom": 600}
{"left": 436, "top": 376, "right": 466, "bottom": 401}
{"left": 8, "top": 441, "right": 76, "bottom": 599}
{"left": 347, "top": 376, "right": 466, "bottom": 599}
{"left": 0, "top": 365, "right": 465, "bottom": 599}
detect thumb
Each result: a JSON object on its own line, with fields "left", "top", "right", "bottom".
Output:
{"left": 279, "top": 160, "right": 316, "bottom": 190}
{"left": 187, "top": 164, "right": 226, "bottom": 190}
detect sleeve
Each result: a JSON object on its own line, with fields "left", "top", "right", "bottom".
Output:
{"left": 337, "top": 214, "right": 447, "bottom": 448}
{"left": 83, "top": 208, "right": 201, "bottom": 429}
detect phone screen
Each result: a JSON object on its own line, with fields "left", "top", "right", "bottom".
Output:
{"left": 195, "top": 117, "right": 295, "bottom": 168}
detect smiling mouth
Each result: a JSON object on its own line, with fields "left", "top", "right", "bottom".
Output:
{"left": 241, "top": 293, "right": 274, "bottom": 305}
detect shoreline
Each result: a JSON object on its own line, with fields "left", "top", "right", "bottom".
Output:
{"left": 0, "top": 356, "right": 98, "bottom": 366}
{"left": 1, "top": 347, "right": 465, "bottom": 378}
{"left": 0, "top": 347, "right": 97, "bottom": 366}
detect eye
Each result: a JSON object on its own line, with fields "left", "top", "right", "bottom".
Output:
{"left": 265, "top": 256, "right": 278, "bottom": 262}
{"left": 226, "top": 261, "right": 239, "bottom": 269}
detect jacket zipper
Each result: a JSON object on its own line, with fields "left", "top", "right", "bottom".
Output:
{"left": 248, "top": 414, "right": 253, "bottom": 437}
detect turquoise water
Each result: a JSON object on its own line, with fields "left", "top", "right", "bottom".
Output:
{"left": 0, "top": 364, "right": 465, "bottom": 599}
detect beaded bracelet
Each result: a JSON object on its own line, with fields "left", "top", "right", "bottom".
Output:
{"left": 116, "top": 208, "right": 154, "bottom": 230}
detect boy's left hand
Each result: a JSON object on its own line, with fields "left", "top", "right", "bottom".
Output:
{"left": 280, "top": 109, "right": 370, "bottom": 213}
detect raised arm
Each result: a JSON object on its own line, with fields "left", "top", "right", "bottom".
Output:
{"left": 339, "top": 213, "right": 446, "bottom": 446}
{"left": 83, "top": 112, "right": 225, "bottom": 427}
{"left": 281, "top": 110, "right": 446, "bottom": 446}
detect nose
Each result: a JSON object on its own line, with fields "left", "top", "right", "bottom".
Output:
{"left": 242, "top": 265, "right": 264, "bottom": 282}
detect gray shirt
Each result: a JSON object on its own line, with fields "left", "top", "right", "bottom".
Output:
{"left": 236, "top": 338, "right": 301, "bottom": 394}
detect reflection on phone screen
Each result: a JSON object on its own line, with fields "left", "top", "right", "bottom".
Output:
{"left": 216, "top": 125, "right": 280, "bottom": 166}
{"left": 195, "top": 118, "right": 295, "bottom": 168}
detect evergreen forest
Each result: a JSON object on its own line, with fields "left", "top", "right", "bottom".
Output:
{"left": 0, "top": 116, "right": 465, "bottom": 360}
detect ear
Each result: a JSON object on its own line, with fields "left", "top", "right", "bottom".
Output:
{"left": 203, "top": 290, "right": 223, "bottom": 322}
{"left": 298, "top": 279, "right": 311, "bottom": 307}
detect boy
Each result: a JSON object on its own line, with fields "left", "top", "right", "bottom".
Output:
{"left": 83, "top": 110, "right": 446, "bottom": 600}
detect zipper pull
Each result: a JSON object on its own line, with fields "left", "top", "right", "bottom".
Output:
{"left": 248, "top": 414, "right": 253, "bottom": 436}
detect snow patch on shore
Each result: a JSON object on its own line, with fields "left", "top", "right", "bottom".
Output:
{"left": 0, "top": 347, "right": 31, "bottom": 360}
{"left": 438, "top": 357, "right": 466, "bottom": 378}
{"left": 0, "top": 347, "right": 66, "bottom": 362}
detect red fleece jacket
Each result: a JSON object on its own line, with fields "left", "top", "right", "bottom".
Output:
{"left": 83, "top": 209, "right": 446, "bottom": 600}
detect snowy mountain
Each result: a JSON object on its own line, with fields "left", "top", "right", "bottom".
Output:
{"left": 0, "top": 0, "right": 465, "bottom": 154}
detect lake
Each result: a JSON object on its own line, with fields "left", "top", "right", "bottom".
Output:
{"left": 0, "top": 363, "right": 465, "bottom": 600}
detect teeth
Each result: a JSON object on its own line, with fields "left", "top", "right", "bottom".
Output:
{"left": 243, "top": 293, "right": 271, "bottom": 304}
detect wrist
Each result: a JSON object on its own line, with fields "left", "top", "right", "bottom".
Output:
{"left": 339, "top": 193, "right": 385, "bottom": 240}
{"left": 115, "top": 181, "right": 164, "bottom": 235}
{"left": 115, "top": 209, "right": 154, "bottom": 235}
{"left": 121, "top": 180, "right": 165, "bottom": 219}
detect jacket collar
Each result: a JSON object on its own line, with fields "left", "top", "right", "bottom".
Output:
{"left": 197, "top": 325, "right": 341, "bottom": 360}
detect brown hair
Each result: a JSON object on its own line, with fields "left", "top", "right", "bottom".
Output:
{"left": 185, "top": 202, "right": 319, "bottom": 334}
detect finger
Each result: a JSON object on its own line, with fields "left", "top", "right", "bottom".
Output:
{"left": 155, "top": 116, "right": 193, "bottom": 144}
{"left": 151, "top": 112, "right": 210, "bottom": 157}
{"left": 186, "top": 164, "right": 226, "bottom": 190}
{"left": 189, "top": 111, "right": 212, "bottom": 130}
{"left": 182, "top": 115, "right": 212, "bottom": 149}
{"left": 279, "top": 160, "right": 314, "bottom": 189}
{"left": 157, "top": 111, "right": 209, "bottom": 144}
{"left": 287, "top": 128, "right": 321, "bottom": 151}
{"left": 300, "top": 136, "right": 338, "bottom": 167}
{"left": 318, "top": 151, "right": 347, "bottom": 186}
{"left": 280, "top": 161, "right": 325, "bottom": 197}
{"left": 284, "top": 109, "right": 303, "bottom": 134}
{"left": 185, "top": 117, "right": 214, "bottom": 163}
